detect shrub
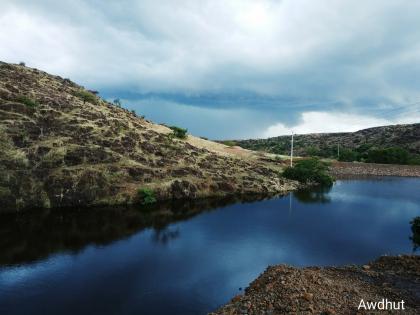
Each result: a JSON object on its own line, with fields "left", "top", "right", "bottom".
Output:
{"left": 221, "top": 140, "right": 236, "bottom": 147}
{"left": 305, "top": 146, "right": 321, "bottom": 157}
{"left": 169, "top": 126, "right": 188, "bottom": 139}
{"left": 113, "top": 98, "right": 122, "bottom": 107}
{"left": 366, "top": 147, "right": 410, "bottom": 164}
{"left": 137, "top": 188, "right": 157, "bottom": 205}
{"left": 131, "top": 109, "right": 136, "bottom": 116}
{"left": 19, "top": 62, "right": 25, "bottom": 66}
{"left": 282, "top": 158, "right": 334, "bottom": 186}
{"left": 16, "top": 96, "right": 39, "bottom": 108}
{"left": 338, "top": 148, "right": 360, "bottom": 162}
{"left": 408, "top": 155, "right": 420, "bottom": 165}
{"left": 74, "top": 90, "right": 97, "bottom": 104}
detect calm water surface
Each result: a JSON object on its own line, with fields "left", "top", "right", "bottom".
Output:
{"left": 0, "top": 177, "right": 419, "bottom": 315}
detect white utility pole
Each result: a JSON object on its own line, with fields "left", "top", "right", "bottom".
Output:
{"left": 290, "top": 132, "right": 294, "bottom": 167}
{"left": 337, "top": 143, "right": 340, "bottom": 159}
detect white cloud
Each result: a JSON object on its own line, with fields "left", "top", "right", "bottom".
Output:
{"left": 1, "top": 0, "right": 420, "bottom": 138}
{"left": 1, "top": 0, "right": 420, "bottom": 101}
{"left": 263, "top": 111, "right": 416, "bottom": 137}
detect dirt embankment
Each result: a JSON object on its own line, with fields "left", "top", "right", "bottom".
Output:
{"left": 330, "top": 161, "right": 420, "bottom": 178}
{"left": 211, "top": 255, "right": 420, "bottom": 315}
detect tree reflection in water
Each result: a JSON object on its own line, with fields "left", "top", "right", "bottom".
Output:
{"left": 410, "top": 216, "right": 420, "bottom": 252}
{"left": 293, "top": 186, "right": 332, "bottom": 204}
{"left": 0, "top": 194, "right": 270, "bottom": 266}
{"left": 152, "top": 227, "right": 180, "bottom": 245}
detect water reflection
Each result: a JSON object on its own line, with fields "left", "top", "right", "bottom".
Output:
{"left": 293, "top": 186, "right": 332, "bottom": 203}
{"left": 151, "top": 227, "right": 180, "bottom": 245}
{"left": 0, "top": 195, "right": 271, "bottom": 266}
{"left": 411, "top": 216, "right": 420, "bottom": 252}
{"left": 0, "top": 178, "right": 418, "bottom": 315}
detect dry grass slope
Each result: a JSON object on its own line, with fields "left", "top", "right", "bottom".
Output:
{"left": 0, "top": 62, "right": 296, "bottom": 211}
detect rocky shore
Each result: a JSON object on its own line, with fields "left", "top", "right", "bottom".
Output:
{"left": 330, "top": 161, "right": 420, "bottom": 178}
{"left": 211, "top": 255, "right": 420, "bottom": 315}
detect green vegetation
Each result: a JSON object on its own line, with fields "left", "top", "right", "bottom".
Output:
{"left": 16, "top": 95, "right": 39, "bottom": 108}
{"left": 338, "top": 148, "right": 360, "bottom": 162}
{"left": 336, "top": 146, "right": 420, "bottom": 165}
{"left": 0, "top": 186, "right": 12, "bottom": 199}
{"left": 305, "top": 146, "right": 321, "bottom": 157}
{"left": 234, "top": 124, "right": 420, "bottom": 165}
{"left": 113, "top": 98, "right": 122, "bottom": 107}
{"left": 366, "top": 147, "right": 409, "bottom": 164}
{"left": 137, "top": 188, "right": 157, "bottom": 205}
{"left": 74, "top": 90, "right": 97, "bottom": 104}
{"left": 221, "top": 140, "right": 236, "bottom": 147}
{"left": 169, "top": 126, "right": 188, "bottom": 139}
{"left": 282, "top": 158, "right": 334, "bottom": 186}
{"left": 410, "top": 216, "right": 420, "bottom": 252}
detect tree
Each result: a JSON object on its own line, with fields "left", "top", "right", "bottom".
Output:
{"left": 282, "top": 158, "right": 334, "bottom": 186}
{"left": 113, "top": 98, "right": 122, "bottom": 107}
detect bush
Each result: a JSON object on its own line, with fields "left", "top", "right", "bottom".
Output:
{"left": 408, "top": 155, "right": 420, "bottom": 165}
{"left": 221, "top": 140, "right": 236, "bottom": 147}
{"left": 282, "top": 158, "right": 334, "bottom": 186}
{"left": 16, "top": 96, "right": 39, "bottom": 108}
{"left": 305, "top": 146, "right": 321, "bottom": 157}
{"left": 137, "top": 188, "right": 157, "bottom": 205}
{"left": 338, "top": 148, "right": 360, "bottom": 162}
{"left": 113, "top": 98, "right": 122, "bottom": 107}
{"left": 366, "top": 147, "right": 410, "bottom": 164}
{"left": 169, "top": 126, "right": 188, "bottom": 139}
{"left": 74, "top": 90, "right": 97, "bottom": 104}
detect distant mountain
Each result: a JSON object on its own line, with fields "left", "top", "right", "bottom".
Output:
{"left": 232, "top": 123, "right": 420, "bottom": 157}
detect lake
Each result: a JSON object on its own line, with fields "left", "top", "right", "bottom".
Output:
{"left": 0, "top": 177, "right": 419, "bottom": 315}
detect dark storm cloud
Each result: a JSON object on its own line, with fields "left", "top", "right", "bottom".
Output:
{"left": 1, "top": 0, "right": 419, "bottom": 138}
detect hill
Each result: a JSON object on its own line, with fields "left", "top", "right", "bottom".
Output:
{"left": 0, "top": 62, "right": 295, "bottom": 211}
{"left": 232, "top": 123, "right": 420, "bottom": 162}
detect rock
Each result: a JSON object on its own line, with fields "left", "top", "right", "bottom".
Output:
{"left": 362, "top": 265, "right": 370, "bottom": 270}
{"left": 212, "top": 256, "right": 420, "bottom": 315}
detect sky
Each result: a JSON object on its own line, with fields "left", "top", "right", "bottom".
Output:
{"left": 1, "top": 0, "right": 420, "bottom": 139}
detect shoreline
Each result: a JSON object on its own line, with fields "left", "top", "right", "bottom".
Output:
{"left": 211, "top": 255, "right": 420, "bottom": 314}
{"left": 330, "top": 161, "right": 420, "bottom": 177}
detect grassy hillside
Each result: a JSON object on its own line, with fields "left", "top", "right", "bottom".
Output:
{"left": 232, "top": 123, "right": 420, "bottom": 163}
{"left": 0, "top": 62, "right": 297, "bottom": 211}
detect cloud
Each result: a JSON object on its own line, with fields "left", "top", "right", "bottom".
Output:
{"left": 123, "top": 98, "right": 276, "bottom": 140}
{"left": 263, "top": 111, "right": 420, "bottom": 137}
{"left": 1, "top": 0, "right": 420, "bottom": 138}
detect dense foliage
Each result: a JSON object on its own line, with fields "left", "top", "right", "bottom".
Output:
{"left": 169, "top": 126, "right": 188, "bottom": 139}
{"left": 16, "top": 95, "right": 39, "bottom": 108}
{"left": 282, "top": 158, "right": 334, "bottom": 186}
{"left": 336, "top": 146, "right": 420, "bottom": 165}
{"left": 137, "top": 188, "right": 157, "bottom": 205}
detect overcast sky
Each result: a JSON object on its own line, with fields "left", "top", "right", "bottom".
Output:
{"left": 1, "top": 0, "right": 420, "bottom": 139}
